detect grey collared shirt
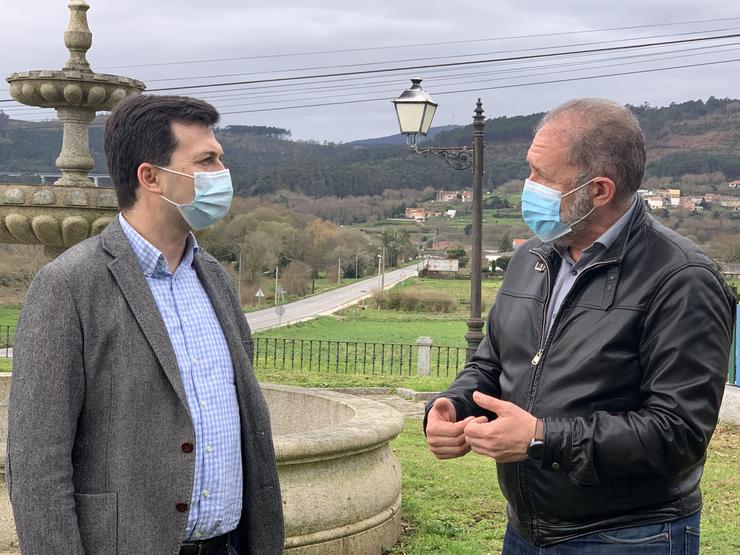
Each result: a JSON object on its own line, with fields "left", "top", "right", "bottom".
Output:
{"left": 545, "top": 196, "right": 637, "bottom": 335}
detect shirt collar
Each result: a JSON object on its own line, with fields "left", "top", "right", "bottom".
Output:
{"left": 118, "top": 213, "right": 198, "bottom": 278}
{"left": 555, "top": 195, "right": 638, "bottom": 264}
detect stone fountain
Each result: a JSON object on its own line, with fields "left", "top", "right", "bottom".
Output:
{"left": 1, "top": 3, "right": 405, "bottom": 553}
{"left": 2, "top": 0, "right": 145, "bottom": 256}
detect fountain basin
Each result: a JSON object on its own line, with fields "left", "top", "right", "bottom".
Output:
{"left": 0, "top": 183, "right": 117, "bottom": 249}
{"left": 264, "top": 384, "right": 404, "bottom": 554}
{"left": 0, "top": 381, "right": 405, "bottom": 553}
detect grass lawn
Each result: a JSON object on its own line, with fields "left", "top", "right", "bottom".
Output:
{"left": 0, "top": 358, "right": 11, "bottom": 372}
{"left": 255, "top": 368, "right": 453, "bottom": 391}
{"left": 390, "top": 420, "right": 740, "bottom": 554}
{"left": 0, "top": 304, "right": 19, "bottom": 329}
{"left": 255, "top": 277, "right": 502, "bottom": 349}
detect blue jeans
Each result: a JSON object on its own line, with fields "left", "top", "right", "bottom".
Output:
{"left": 502, "top": 512, "right": 700, "bottom": 554}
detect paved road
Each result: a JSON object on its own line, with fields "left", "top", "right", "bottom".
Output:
{"left": 246, "top": 264, "right": 418, "bottom": 332}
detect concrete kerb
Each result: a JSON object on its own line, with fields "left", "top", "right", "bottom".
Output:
{"left": 719, "top": 384, "right": 740, "bottom": 425}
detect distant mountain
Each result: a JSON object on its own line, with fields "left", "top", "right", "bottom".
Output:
{"left": 350, "top": 124, "right": 461, "bottom": 146}
{"left": 1, "top": 97, "right": 738, "bottom": 198}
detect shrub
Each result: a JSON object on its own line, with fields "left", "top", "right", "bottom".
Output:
{"left": 378, "top": 288, "right": 457, "bottom": 313}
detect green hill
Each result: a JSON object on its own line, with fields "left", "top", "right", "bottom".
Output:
{"left": 1, "top": 96, "right": 738, "bottom": 197}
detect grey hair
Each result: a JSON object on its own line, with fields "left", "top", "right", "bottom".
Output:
{"left": 536, "top": 98, "right": 646, "bottom": 203}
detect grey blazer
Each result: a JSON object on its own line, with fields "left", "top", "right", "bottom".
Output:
{"left": 7, "top": 219, "right": 284, "bottom": 554}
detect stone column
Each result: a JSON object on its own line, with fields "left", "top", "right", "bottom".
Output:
{"left": 54, "top": 106, "right": 96, "bottom": 187}
{"left": 416, "top": 336, "right": 433, "bottom": 376}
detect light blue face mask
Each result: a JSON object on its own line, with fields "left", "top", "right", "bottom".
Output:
{"left": 521, "top": 177, "right": 596, "bottom": 242}
{"left": 155, "top": 166, "right": 233, "bottom": 230}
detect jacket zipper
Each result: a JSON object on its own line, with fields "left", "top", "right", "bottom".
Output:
{"left": 521, "top": 251, "right": 618, "bottom": 541}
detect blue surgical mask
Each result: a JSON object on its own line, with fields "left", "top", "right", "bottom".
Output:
{"left": 155, "top": 166, "right": 233, "bottom": 230}
{"left": 521, "top": 177, "right": 596, "bottom": 242}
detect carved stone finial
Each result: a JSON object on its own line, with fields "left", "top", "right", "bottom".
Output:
{"left": 63, "top": 1, "right": 92, "bottom": 72}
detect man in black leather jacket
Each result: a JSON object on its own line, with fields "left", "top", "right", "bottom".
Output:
{"left": 424, "top": 98, "right": 736, "bottom": 553}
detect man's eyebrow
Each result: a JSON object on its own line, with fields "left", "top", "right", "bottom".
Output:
{"left": 527, "top": 159, "right": 549, "bottom": 179}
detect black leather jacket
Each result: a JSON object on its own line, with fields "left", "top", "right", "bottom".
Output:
{"left": 427, "top": 200, "right": 736, "bottom": 546}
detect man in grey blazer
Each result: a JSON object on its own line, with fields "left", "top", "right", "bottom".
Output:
{"left": 7, "top": 95, "right": 284, "bottom": 554}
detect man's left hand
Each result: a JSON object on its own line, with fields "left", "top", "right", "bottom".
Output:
{"left": 463, "top": 391, "right": 538, "bottom": 463}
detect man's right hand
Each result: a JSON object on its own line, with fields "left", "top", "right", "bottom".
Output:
{"left": 425, "top": 397, "right": 476, "bottom": 459}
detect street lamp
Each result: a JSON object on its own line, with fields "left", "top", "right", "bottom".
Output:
{"left": 393, "top": 78, "right": 486, "bottom": 360}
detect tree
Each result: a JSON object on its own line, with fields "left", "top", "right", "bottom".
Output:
{"left": 496, "top": 255, "right": 511, "bottom": 273}
{"left": 498, "top": 230, "right": 512, "bottom": 253}
{"left": 446, "top": 245, "right": 469, "bottom": 268}
{"left": 282, "top": 260, "right": 312, "bottom": 295}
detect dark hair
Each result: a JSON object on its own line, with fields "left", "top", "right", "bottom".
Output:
{"left": 536, "top": 98, "right": 646, "bottom": 203}
{"left": 104, "top": 94, "right": 220, "bottom": 210}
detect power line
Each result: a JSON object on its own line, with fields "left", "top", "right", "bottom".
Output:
{"left": 141, "top": 27, "right": 740, "bottom": 84}
{"left": 92, "top": 16, "right": 740, "bottom": 70}
{"left": 145, "top": 32, "right": 740, "bottom": 93}
{"left": 5, "top": 41, "right": 739, "bottom": 118}
{"left": 5, "top": 55, "right": 738, "bottom": 128}
{"left": 2, "top": 31, "right": 738, "bottom": 105}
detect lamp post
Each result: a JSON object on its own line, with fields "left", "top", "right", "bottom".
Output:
{"left": 393, "top": 78, "right": 486, "bottom": 360}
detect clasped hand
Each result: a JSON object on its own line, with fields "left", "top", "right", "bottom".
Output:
{"left": 425, "top": 391, "right": 537, "bottom": 463}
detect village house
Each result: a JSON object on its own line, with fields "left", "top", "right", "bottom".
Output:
{"left": 656, "top": 188, "right": 681, "bottom": 206}
{"left": 431, "top": 240, "right": 451, "bottom": 251}
{"left": 436, "top": 190, "right": 459, "bottom": 202}
{"left": 728, "top": 180, "right": 740, "bottom": 189}
{"left": 646, "top": 196, "right": 665, "bottom": 210}
{"left": 678, "top": 198, "right": 698, "bottom": 211}
{"left": 404, "top": 207, "right": 427, "bottom": 221}
{"left": 460, "top": 190, "right": 473, "bottom": 202}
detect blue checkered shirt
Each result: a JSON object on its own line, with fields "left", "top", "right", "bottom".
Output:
{"left": 119, "top": 214, "right": 242, "bottom": 541}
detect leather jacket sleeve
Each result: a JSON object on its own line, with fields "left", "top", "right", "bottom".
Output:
{"left": 541, "top": 265, "right": 735, "bottom": 486}
{"left": 424, "top": 304, "right": 504, "bottom": 426}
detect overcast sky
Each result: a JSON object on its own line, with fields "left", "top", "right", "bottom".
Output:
{"left": 2, "top": 1, "right": 739, "bottom": 142}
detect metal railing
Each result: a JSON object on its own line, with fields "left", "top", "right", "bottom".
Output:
{"left": 1, "top": 325, "right": 14, "bottom": 358}
{"left": 253, "top": 337, "right": 464, "bottom": 377}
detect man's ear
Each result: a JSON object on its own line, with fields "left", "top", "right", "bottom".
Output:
{"left": 137, "top": 163, "right": 163, "bottom": 195}
{"left": 591, "top": 177, "right": 616, "bottom": 208}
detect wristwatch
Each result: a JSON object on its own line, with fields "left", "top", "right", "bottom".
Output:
{"left": 527, "top": 437, "right": 544, "bottom": 462}
{"left": 527, "top": 418, "right": 545, "bottom": 462}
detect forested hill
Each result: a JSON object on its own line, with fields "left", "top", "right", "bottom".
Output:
{"left": 1, "top": 97, "right": 738, "bottom": 197}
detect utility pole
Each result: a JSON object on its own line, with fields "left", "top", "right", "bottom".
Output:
{"left": 355, "top": 253, "right": 358, "bottom": 279}
{"left": 274, "top": 265, "right": 279, "bottom": 305}
{"left": 338, "top": 257, "right": 341, "bottom": 285}
{"left": 381, "top": 246, "right": 386, "bottom": 293}
{"left": 237, "top": 246, "right": 242, "bottom": 307}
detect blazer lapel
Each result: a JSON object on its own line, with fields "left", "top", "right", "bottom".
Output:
{"left": 102, "top": 219, "right": 190, "bottom": 410}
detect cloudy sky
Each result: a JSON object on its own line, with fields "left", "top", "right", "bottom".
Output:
{"left": 2, "top": 1, "right": 739, "bottom": 142}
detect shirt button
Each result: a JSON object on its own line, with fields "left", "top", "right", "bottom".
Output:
{"left": 552, "top": 462, "right": 560, "bottom": 470}
{"left": 201, "top": 400, "right": 207, "bottom": 408}
{"left": 206, "top": 445, "right": 213, "bottom": 453}
{"left": 192, "top": 358, "right": 198, "bottom": 365}
{"left": 176, "top": 502, "right": 189, "bottom": 513}
{"left": 181, "top": 442, "right": 194, "bottom": 453}
{"left": 203, "top": 490, "right": 209, "bottom": 497}
{"left": 570, "top": 270, "right": 577, "bottom": 276}
{"left": 193, "top": 531, "right": 201, "bottom": 539}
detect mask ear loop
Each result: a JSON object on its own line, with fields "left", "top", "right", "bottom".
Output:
{"left": 564, "top": 177, "right": 599, "bottom": 227}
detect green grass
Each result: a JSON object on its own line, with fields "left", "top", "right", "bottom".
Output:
{"left": 0, "top": 304, "right": 19, "bottom": 328}
{"left": 390, "top": 420, "right": 740, "bottom": 554}
{"left": 0, "top": 358, "right": 11, "bottom": 372}
{"left": 255, "top": 308, "right": 470, "bottom": 348}
{"left": 255, "top": 368, "right": 453, "bottom": 391}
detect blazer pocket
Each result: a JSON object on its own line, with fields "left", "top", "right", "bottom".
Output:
{"left": 74, "top": 492, "right": 118, "bottom": 555}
